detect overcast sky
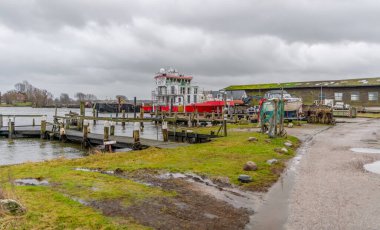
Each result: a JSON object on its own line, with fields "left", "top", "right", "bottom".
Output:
{"left": 1, "top": 0, "right": 380, "bottom": 99}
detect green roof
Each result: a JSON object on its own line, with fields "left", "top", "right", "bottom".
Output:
{"left": 225, "top": 77, "right": 380, "bottom": 91}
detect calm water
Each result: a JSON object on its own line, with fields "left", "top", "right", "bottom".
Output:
{"left": 0, "top": 138, "right": 85, "bottom": 166}
{"left": 0, "top": 107, "right": 162, "bottom": 166}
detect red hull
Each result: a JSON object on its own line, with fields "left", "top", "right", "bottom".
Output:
{"left": 142, "top": 101, "right": 239, "bottom": 113}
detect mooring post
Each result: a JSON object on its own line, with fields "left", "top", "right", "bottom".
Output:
{"left": 8, "top": 118, "right": 14, "bottom": 139}
{"left": 134, "top": 97, "right": 137, "bottom": 119}
{"left": 223, "top": 93, "right": 227, "bottom": 137}
{"left": 59, "top": 123, "right": 66, "bottom": 142}
{"left": 162, "top": 121, "right": 169, "bottom": 142}
{"left": 188, "top": 113, "right": 192, "bottom": 127}
{"left": 133, "top": 122, "right": 140, "bottom": 147}
{"left": 122, "top": 110, "right": 126, "bottom": 127}
{"left": 92, "top": 107, "right": 96, "bottom": 125}
{"left": 140, "top": 107, "right": 144, "bottom": 132}
{"left": 79, "top": 101, "right": 85, "bottom": 131}
{"left": 32, "top": 118, "right": 35, "bottom": 126}
{"left": 104, "top": 121, "right": 110, "bottom": 141}
{"left": 40, "top": 116, "right": 47, "bottom": 139}
{"left": 0, "top": 114, "right": 3, "bottom": 128}
{"left": 110, "top": 121, "right": 115, "bottom": 136}
{"left": 83, "top": 123, "right": 89, "bottom": 147}
{"left": 65, "top": 118, "right": 70, "bottom": 129}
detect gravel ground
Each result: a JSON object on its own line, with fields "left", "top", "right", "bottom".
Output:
{"left": 285, "top": 118, "right": 380, "bottom": 230}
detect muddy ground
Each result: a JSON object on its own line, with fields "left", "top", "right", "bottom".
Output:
{"left": 87, "top": 169, "right": 252, "bottom": 230}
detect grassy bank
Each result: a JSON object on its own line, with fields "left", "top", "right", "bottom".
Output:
{"left": 0, "top": 124, "right": 299, "bottom": 229}
{"left": 0, "top": 102, "right": 33, "bottom": 107}
{"left": 356, "top": 113, "right": 380, "bottom": 118}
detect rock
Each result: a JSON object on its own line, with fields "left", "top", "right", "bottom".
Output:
{"left": 243, "top": 161, "right": 258, "bottom": 171}
{"left": 238, "top": 174, "right": 252, "bottom": 183}
{"left": 265, "top": 139, "right": 271, "bottom": 143}
{"left": 281, "top": 147, "right": 289, "bottom": 154}
{"left": 284, "top": 141, "right": 293, "bottom": 147}
{"left": 0, "top": 199, "right": 26, "bottom": 215}
{"left": 267, "top": 159, "right": 278, "bottom": 165}
{"left": 248, "top": 137, "right": 258, "bottom": 142}
{"left": 288, "top": 123, "right": 294, "bottom": 128}
{"left": 274, "top": 147, "right": 282, "bottom": 153}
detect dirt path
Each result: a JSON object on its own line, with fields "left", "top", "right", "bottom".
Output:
{"left": 286, "top": 118, "right": 380, "bottom": 229}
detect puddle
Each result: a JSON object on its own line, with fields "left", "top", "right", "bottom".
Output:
{"left": 14, "top": 178, "right": 49, "bottom": 186}
{"left": 364, "top": 161, "right": 380, "bottom": 175}
{"left": 350, "top": 148, "right": 380, "bottom": 154}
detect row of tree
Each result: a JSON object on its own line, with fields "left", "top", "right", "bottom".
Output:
{"left": 1, "top": 81, "right": 102, "bottom": 107}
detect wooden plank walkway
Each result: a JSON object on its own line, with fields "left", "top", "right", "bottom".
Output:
{"left": 65, "top": 130, "right": 189, "bottom": 149}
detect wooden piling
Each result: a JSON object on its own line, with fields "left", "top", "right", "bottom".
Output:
{"left": 133, "top": 122, "right": 140, "bottom": 148}
{"left": 110, "top": 122, "right": 115, "bottom": 136}
{"left": 0, "top": 114, "right": 3, "bottom": 128}
{"left": 104, "top": 126, "right": 110, "bottom": 141}
{"left": 40, "top": 120, "right": 46, "bottom": 139}
{"left": 122, "top": 110, "right": 126, "bottom": 127}
{"left": 79, "top": 101, "right": 85, "bottom": 131}
{"left": 83, "top": 123, "right": 89, "bottom": 147}
{"left": 32, "top": 118, "right": 35, "bottom": 126}
{"left": 93, "top": 107, "right": 96, "bottom": 125}
{"left": 162, "top": 121, "right": 169, "bottom": 142}
{"left": 133, "top": 97, "right": 137, "bottom": 119}
{"left": 8, "top": 119, "right": 14, "bottom": 139}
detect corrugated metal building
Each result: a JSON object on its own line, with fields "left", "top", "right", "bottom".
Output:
{"left": 225, "top": 77, "right": 380, "bottom": 108}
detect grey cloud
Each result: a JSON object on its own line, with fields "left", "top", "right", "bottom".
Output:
{"left": 1, "top": 0, "right": 380, "bottom": 99}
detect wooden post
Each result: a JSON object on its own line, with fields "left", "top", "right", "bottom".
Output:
{"left": 134, "top": 97, "right": 137, "bottom": 119}
{"left": 79, "top": 101, "right": 85, "bottom": 131}
{"left": 83, "top": 123, "right": 89, "bottom": 147}
{"left": 0, "top": 114, "right": 3, "bottom": 128}
{"left": 188, "top": 113, "right": 192, "bottom": 127}
{"left": 110, "top": 122, "right": 115, "bottom": 136}
{"left": 133, "top": 122, "right": 140, "bottom": 147}
{"left": 32, "top": 118, "right": 35, "bottom": 126}
{"left": 104, "top": 121, "right": 110, "bottom": 141}
{"left": 40, "top": 119, "right": 46, "bottom": 139}
{"left": 122, "top": 110, "right": 126, "bottom": 127}
{"left": 65, "top": 118, "right": 70, "bottom": 129}
{"left": 93, "top": 107, "right": 96, "bottom": 125}
{"left": 59, "top": 123, "right": 66, "bottom": 142}
{"left": 8, "top": 119, "right": 14, "bottom": 139}
{"left": 162, "top": 121, "right": 169, "bottom": 142}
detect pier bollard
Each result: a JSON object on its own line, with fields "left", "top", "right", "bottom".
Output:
{"left": 104, "top": 121, "right": 110, "bottom": 141}
{"left": 0, "top": 114, "right": 3, "bottom": 128}
{"left": 59, "top": 123, "right": 67, "bottom": 142}
{"left": 162, "top": 121, "right": 169, "bottom": 142}
{"left": 8, "top": 119, "right": 14, "bottom": 139}
{"left": 133, "top": 122, "right": 141, "bottom": 149}
{"left": 93, "top": 107, "right": 96, "bottom": 125}
{"left": 122, "top": 110, "right": 126, "bottom": 127}
{"left": 40, "top": 116, "right": 47, "bottom": 139}
{"left": 110, "top": 121, "right": 115, "bottom": 136}
{"left": 83, "top": 123, "right": 89, "bottom": 147}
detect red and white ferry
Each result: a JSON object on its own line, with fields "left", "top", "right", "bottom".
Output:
{"left": 142, "top": 68, "right": 240, "bottom": 113}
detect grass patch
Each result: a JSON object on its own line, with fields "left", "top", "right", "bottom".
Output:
{"left": 357, "top": 113, "right": 380, "bottom": 118}
{"left": 0, "top": 125, "right": 299, "bottom": 228}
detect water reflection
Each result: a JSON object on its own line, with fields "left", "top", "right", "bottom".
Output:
{"left": 0, "top": 138, "right": 86, "bottom": 166}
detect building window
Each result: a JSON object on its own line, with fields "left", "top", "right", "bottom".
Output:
{"left": 194, "top": 88, "right": 198, "bottom": 94}
{"left": 194, "top": 95, "right": 197, "bottom": 103}
{"left": 178, "top": 97, "right": 181, "bottom": 103}
{"left": 171, "top": 86, "right": 175, "bottom": 94}
{"left": 187, "top": 95, "right": 191, "bottom": 103}
{"left": 180, "top": 87, "right": 185, "bottom": 94}
{"left": 368, "top": 92, "right": 378, "bottom": 101}
{"left": 187, "top": 88, "right": 191, "bottom": 94}
{"left": 334, "top": 92, "right": 343, "bottom": 101}
{"left": 351, "top": 92, "right": 360, "bottom": 101}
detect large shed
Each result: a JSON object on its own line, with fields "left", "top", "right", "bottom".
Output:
{"left": 225, "top": 77, "right": 380, "bottom": 108}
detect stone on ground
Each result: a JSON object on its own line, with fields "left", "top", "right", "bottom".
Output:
{"left": 238, "top": 174, "right": 252, "bottom": 183}
{"left": 248, "top": 137, "right": 258, "bottom": 142}
{"left": 0, "top": 199, "right": 26, "bottom": 215}
{"left": 243, "top": 161, "right": 258, "bottom": 171}
{"left": 267, "top": 159, "right": 278, "bottom": 165}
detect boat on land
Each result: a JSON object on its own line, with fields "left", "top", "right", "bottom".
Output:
{"left": 261, "top": 90, "right": 303, "bottom": 112}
